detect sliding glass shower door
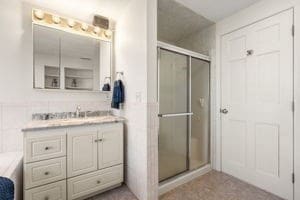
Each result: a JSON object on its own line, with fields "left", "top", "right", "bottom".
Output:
{"left": 158, "top": 49, "right": 190, "bottom": 181}
{"left": 158, "top": 45, "right": 210, "bottom": 182}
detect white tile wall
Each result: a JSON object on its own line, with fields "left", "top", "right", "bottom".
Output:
{"left": 147, "top": 102, "right": 159, "bottom": 200}
{"left": 0, "top": 100, "right": 110, "bottom": 153}
{"left": 115, "top": 101, "right": 148, "bottom": 200}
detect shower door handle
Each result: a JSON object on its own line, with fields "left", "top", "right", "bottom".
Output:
{"left": 158, "top": 112, "right": 193, "bottom": 118}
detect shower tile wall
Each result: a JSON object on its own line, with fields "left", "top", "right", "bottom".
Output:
{"left": 0, "top": 99, "right": 111, "bottom": 153}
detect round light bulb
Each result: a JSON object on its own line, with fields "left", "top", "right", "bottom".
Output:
{"left": 67, "top": 19, "right": 76, "bottom": 27}
{"left": 94, "top": 26, "right": 101, "bottom": 34}
{"left": 52, "top": 15, "right": 61, "bottom": 24}
{"left": 104, "top": 30, "right": 113, "bottom": 38}
{"left": 34, "top": 10, "right": 44, "bottom": 20}
{"left": 81, "top": 23, "right": 88, "bottom": 31}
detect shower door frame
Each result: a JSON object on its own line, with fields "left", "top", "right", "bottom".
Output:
{"left": 157, "top": 41, "right": 212, "bottom": 185}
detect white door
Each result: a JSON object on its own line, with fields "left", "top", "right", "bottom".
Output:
{"left": 98, "top": 124, "right": 123, "bottom": 169}
{"left": 67, "top": 129, "right": 98, "bottom": 177}
{"left": 221, "top": 9, "right": 294, "bottom": 199}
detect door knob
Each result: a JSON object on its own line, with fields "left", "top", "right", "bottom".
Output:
{"left": 220, "top": 109, "right": 229, "bottom": 114}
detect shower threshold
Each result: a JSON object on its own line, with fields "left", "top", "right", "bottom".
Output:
{"left": 158, "top": 164, "right": 211, "bottom": 195}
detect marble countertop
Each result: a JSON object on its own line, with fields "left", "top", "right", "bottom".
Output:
{"left": 22, "top": 115, "right": 125, "bottom": 132}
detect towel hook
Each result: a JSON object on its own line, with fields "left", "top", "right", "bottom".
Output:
{"left": 116, "top": 71, "right": 124, "bottom": 80}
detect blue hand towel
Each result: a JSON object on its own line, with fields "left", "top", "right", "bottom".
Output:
{"left": 0, "top": 177, "right": 14, "bottom": 200}
{"left": 111, "top": 80, "right": 125, "bottom": 109}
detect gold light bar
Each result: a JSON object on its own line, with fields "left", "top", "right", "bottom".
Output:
{"left": 32, "top": 9, "right": 112, "bottom": 41}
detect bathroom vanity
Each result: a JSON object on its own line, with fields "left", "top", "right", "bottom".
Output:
{"left": 22, "top": 115, "right": 124, "bottom": 200}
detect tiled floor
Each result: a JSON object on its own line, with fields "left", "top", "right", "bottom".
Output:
{"left": 93, "top": 170, "right": 283, "bottom": 200}
{"left": 160, "top": 171, "right": 283, "bottom": 200}
{"left": 89, "top": 186, "right": 138, "bottom": 200}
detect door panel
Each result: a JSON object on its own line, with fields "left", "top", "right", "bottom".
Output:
{"left": 158, "top": 49, "right": 189, "bottom": 181}
{"left": 190, "top": 57, "right": 210, "bottom": 170}
{"left": 67, "top": 129, "right": 98, "bottom": 177}
{"left": 221, "top": 9, "right": 293, "bottom": 199}
{"left": 98, "top": 124, "right": 123, "bottom": 169}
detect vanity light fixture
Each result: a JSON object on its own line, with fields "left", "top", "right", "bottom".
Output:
{"left": 34, "top": 9, "right": 44, "bottom": 20}
{"left": 104, "top": 30, "right": 113, "bottom": 38}
{"left": 94, "top": 26, "right": 101, "bottom": 34}
{"left": 52, "top": 15, "right": 61, "bottom": 24}
{"left": 32, "top": 9, "right": 112, "bottom": 41}
{"left": 81, "top": 23, "right": 89, "bottom": 31}
{"left": 67, "top": 19, "right": 76, "bottom": 27}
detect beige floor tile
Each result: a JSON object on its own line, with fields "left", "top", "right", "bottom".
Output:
{"left": 90, "top": 171, "right": 283, "bottom": 200}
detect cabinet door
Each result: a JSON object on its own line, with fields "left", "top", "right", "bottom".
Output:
{"left": 98, "top": 123, "right": 123, "bottom": 169}
{"left": 67, "top": 129, "right": 98, "bottom": 177}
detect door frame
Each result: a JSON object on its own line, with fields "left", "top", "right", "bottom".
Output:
{"left": 215, "top": 5, "right": 296, "bottom": 199}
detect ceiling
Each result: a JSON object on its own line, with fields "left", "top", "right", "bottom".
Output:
{"left": 174, "top": 0, "right": 261, "bottom": 22}
{"left": 158, "top": 0, "right": 214, "bottom": 44}
{"left": 23, "top": 0, "right": 131, "bottom": 22}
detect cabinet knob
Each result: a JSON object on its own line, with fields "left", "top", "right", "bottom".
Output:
{"left": 45, "top": 146, "right": 51, "bottom": 150}
{"left": 94, "top": 139, "right": 103, "bottom": 143}
{"left": 44, "top": 171, "right": 50, "bottom": 175}
{"left": 246, "top": 49, "right": 254, "bottom": 56}
{"left": 44, "top": 197, "right": 49, "bottom": 200}
{"left": 97, "top": 180, "right": 101, "bottom": 184}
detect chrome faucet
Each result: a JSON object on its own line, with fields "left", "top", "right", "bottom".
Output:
{"left": 76, "top": 105, "right": 81, "bottom": 118}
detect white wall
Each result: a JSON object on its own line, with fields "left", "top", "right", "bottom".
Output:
{"left": 215, "top": 0, "right": 300, "bottom": 199}
{"left": 114, "top": 0, "right": 148, "bottom": 199}
{"left": 0, "top": 0, "right": 111, "bottom": 152}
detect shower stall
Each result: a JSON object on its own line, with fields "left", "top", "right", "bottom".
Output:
{"left": 157, "top": 42, "right": 211, "bottom": 187}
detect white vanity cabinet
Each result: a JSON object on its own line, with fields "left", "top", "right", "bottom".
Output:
{"left": 23, "top": 122, "right": 124, "bottom": 200}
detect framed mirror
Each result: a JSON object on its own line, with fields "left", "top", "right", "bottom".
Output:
{"left": 33, "top": 24, "right": 112, "bottom": 92}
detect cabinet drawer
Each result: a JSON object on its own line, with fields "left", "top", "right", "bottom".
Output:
{"left": 25, "top": 157, "right": 66, "bottom": 189}
{"left": 25, "top": 131, "right": 66, "bottom": 163}
{"left": 25, "top": 180, "right": 66, "bottom": 200}
{"left": 67, "top": 165, "right": 123, "bottom": 200}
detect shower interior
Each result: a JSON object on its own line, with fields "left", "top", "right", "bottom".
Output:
{"left": 157, "top": 0, "right": 215, "bottom": 185}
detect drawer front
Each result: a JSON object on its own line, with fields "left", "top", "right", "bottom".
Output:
{"left": 25, "top": 131, "right": 66, "bottom": 163}
{"left": 67, "top": 165, "right": 123, "bottom": 200}
{"left": 25, "top": 157, "right": 66, "bottom": 189}
{"left": 25, "top": 180, "right": 66, "bottom": 200}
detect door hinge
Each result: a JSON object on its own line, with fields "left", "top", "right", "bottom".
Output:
{"left": 292, "top": 173, "right": 295, "bottom": 184}
{"left": 292, "top": 101, "right": 295, "bottom": 112}
{"left": 292, "top": 25, "right": 295, "bottom": 37}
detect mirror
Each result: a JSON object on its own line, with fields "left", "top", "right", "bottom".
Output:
{"left": 33, "top": 24, "right": 112, "bottom": 92}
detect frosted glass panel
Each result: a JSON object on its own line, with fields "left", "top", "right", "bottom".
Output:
{"left": 159, "top": 49, "right": 188, "bottom": 114}
{"left": 190, "top": 57, "right": 210, "bottom": 169}
{"left": 159, "top": 116, "right": 188, "bottom": 181}
{"left": 159, "top": 49, "right": 189, "bottom": 181}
